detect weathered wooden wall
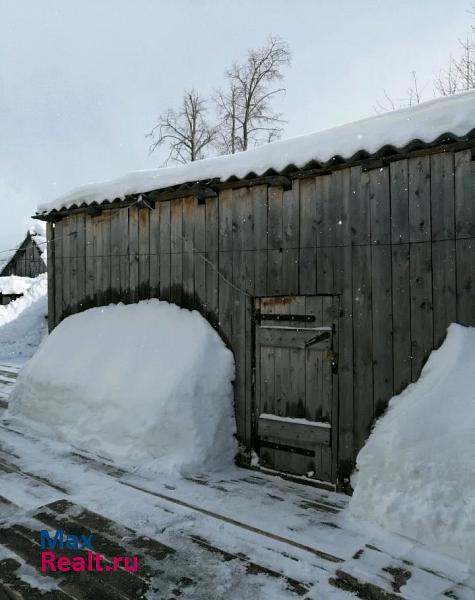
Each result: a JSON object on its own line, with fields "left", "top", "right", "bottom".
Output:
{"left": 46, "top": 147, "right": 475, "bottom": 484}
{"left": 1, "top": 235, "right": 46, "bottom": 278}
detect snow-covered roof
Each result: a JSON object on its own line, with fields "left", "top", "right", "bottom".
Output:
{"left": 37, "top": 90, "right": 475, "bottom": 215}
{"left": 0, "top": 227, "right": 47, "bottom": 275}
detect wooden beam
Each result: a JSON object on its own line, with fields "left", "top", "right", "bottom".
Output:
{"left": 213, "top": 175, "right": 292, "bottom": 192}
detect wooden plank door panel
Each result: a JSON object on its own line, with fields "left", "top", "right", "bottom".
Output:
{"left": 254, "top": 295, "right": 338, "bottom": 484}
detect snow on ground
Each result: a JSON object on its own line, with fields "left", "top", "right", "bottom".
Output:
{"left": 0, "top": 274, "right": 47, "bottom": 362}
{"left": 38, "top": 90, "right": 475, "bottom": 213}
{"left": 1, "top": 352, "right": 474, "bottom": 598}
{"left": 350, "top": 324, "right": 475, "bottom": 568}
{"left": 9, "top": 300, "right": 236, "bottom": 473}
{"left": 0, "top": 410, "right": 473, "bottom": 599}
{"left": 0, "top": 275, "right": 37, "bottom": 295}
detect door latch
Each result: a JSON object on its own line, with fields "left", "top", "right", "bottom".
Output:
{"left": 303, "top": 331, "right": 331, "bottom": 347}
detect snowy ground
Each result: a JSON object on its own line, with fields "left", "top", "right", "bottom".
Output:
{"left": 0, "top": 369, "right": 474, "bottom": 599}
{"left": 0, "top": 274, "right": 47, "bottom": 363}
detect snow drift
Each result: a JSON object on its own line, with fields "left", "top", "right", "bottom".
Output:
{"left": 8, "top": 301, "right": 236, "bottom": 473}
{"left": 350, "top": 324, "right": 475, "bottom": 567}
{"left": 0, "top": 275, "right": 38, "bottom": 296}
{"left": 0, "top": 274, "right": 48, "bottom": 361}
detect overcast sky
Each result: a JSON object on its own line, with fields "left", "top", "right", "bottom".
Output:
{"left": 0, "top": 0, "right": 473, "bottom": 249}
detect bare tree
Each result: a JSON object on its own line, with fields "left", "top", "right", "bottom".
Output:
{"left": 148, "top": 89, "right": 216, "bottom": 164}
{"left": 434, "top": 8, "right": 475, "bottom": 96}
{"left": 214, "top": 82, "right": 240, "bottom": 154}
{"left": 406, "top": 71, "right": 425, "bottom": 105}
{"left": 215, "top": 36, "right": 291, "bottom": 153}
{"left": 435, "top": 58, "right": 461, "bottom": 96}
{"left": 374, "top": 71, "right": 427, "bottom": 113}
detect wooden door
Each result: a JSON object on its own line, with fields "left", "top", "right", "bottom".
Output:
{"left": 254, "top": 295, "right": 339, "bottom": 484}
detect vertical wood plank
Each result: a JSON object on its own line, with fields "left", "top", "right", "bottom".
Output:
{"left": 102, "top": 211, "right": 112, "bottom": 306}
{"left": 252, "top": 185, "right": 268, "bottom": 297}
{"left": 267, "top": 186, "right": 283, "bottom": 295}
{"left": 118, "top": 208, "right": 129, "bottom": 303}
{"left": 456, "top": 239, "right": 475, "bottom": 325}
{"left": 369, "top": 166, "right": 392, "bottom": 417}
{"left": 352, "top": 243, "right": 373, "bottom": 452}
{"left": 128, "top": 206, "right": 139, "bottom": 304}
{"left": 304, "top": 296, "right": 324, "bottom": 479}
{"left": 431, "top": 151, "right": 456, "bottom": 346}
{"left": 431, "top": 152, "right": 455, "bottom": 241}
{"left": 369, "top": 166, "right": 390, "bottom": 245}
{"left": 85, "top": 215, "right": 94, "bottom": 307}
{"left": 409, "top": 156, "right": 431, "bottom": 243}
{"left": 390, "top": 160, "right": 411, "bottom": 395}
{"left": 193, "top": 200, "right": 206, "bottom": 308}
{"left": 232, "top": 188, "right": 253, "bottom": 450}
{"left": 110, "top": 209, "right": 121, "bottom": 304}
{"left": 333, "top": 167, "right": 353, "bottom": 483}
{"left": 159, "top": 201, "right": 171, "bottom": 300}
{"left": 409, "top": 243, "right": 433, "bottom": 380}
{"left": 68, "top": 214, "right": 78, "bottom": 315}
{"left": 170, "top": 198, "right": 183, "bottom": 304}
{"left": 138, "top": 207, "right": 150, "bottom": 300}
{"left": 149, "top": 206, "right": 160, "bottom": 298}
{"left": 46, "top": 222, "right": 56, "bottom": 330}
{"left": 320, "top": 296, "right": 335, "bottom": 482}
{"left": 219, "top": 189, "right": 233, "bottom": 252}
{"left": 432, "top": 240, "right": 456, "bottom": 346}
{"left": 75, "top": 213, "right": 86, "bottom": 313}
{"left": 62, "top": 217, "right": 71, "bottom": 318}
{"left": 391, "top": 244, "right": 411, "bottom": 394}
{"left": 455, "top": 150, "right": 475, "bottom": 326}
{"left": 390, "top": 159, "right": 409, "bottom": 244}
{"left": 182, "top": 196, "right": 195, "bottom": 307}
{"left": 454, "top": 149, "right": 475, "bottom": 239}
{"left": 282, "top": 180, "right": 300, "bottom": 295}
{"left": 299, "top": 178, "right": 317, "bottom": 294}
{"left": 205, "top": 195, "right": 219, "bottom": 326}
{"left": 371, "top": 245, "right": 393, "bottom": 417}
{"left": 408, "top": 155, "right": 433, "bottom": 381}
{"left": 351, "top": 167, "right": 372, "bottom": 456}
{"left": 316, "top": 174, "right": 334, "bottom": 294}
{"left": 268, "top": 186, "right": 283, "bottom": 250}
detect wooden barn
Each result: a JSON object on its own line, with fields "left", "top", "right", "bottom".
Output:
{"left": 35, "top": 92, "right": 475, "bottom": 491}
{"left": 0, "top": 230, "right": 47, "bottom": 278}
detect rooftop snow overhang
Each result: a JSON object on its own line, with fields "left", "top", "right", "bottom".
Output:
{"left": 34, "top": 91, "right": 475, "bottom": 222}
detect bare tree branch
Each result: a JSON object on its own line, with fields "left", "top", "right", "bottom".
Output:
{"left": 374, "top": 72, "right": 428, "bottom": 113}
{"left": 215, "top": 35, "right": 291, "bottom": 154}
{"left": 147, "top": 89, "right": 217, "bottom": 164}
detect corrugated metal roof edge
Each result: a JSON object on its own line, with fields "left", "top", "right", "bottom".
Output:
{"left": 34, "top": 132, "right": 475, "bottom": 220}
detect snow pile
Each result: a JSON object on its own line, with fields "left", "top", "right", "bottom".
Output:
{"left": 29, "top": 221, "right": 46, "bottom": 238}
{"left": 0, "top": 276, "right": 36, "bottom": 295}
{"left": 29, "top": 221, "right": 47, "bottom": 263}
{"left": 0, "top": 274, "right": 48, "bottom": 361}
{"left": 9, "top": 301, "right": 236, "bottom": 473}
{"left": 350, "top": 324, "right": 475, "bottom": 567}
{"left": 38, "top": 90, "right": 475, "bottom": 213}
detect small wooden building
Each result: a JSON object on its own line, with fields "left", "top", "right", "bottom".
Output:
{"left": 0, "top": 231, "right": 47, "bottom": 278}
{"left": 35, "top": 93, "right": 475, "bottom": 490}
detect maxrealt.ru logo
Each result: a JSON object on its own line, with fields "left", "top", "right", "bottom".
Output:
{"left": 40, "top": 529, "right": 139, "bottom": 573}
